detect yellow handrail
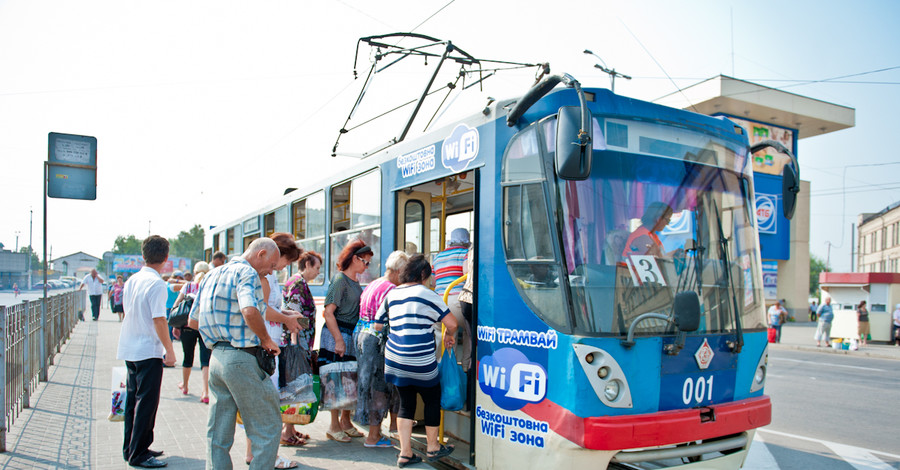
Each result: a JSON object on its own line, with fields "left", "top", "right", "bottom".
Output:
{"left": 439, "top": 273, "right": 467, "bottom": 445}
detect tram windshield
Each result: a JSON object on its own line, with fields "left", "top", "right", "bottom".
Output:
{"left": 555, "top": 119, "right": 766, "bottom": 336}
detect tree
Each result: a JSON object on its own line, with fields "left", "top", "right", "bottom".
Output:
{"left": 112, "top": 235, "right": 143, "bottom": 255}
{"left": 19, "top": 246, "right": 39, "bottom": 268}
{"left": 170, "top": 224, "right": 205, "bottom": 261}
{"left": 810, "top": 254, "right": 827, "bottom": 296}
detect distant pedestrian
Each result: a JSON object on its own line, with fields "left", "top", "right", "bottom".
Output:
{"left": 188, "top": 238, "right": 295, "bottom": 470}
{"left": 815, "top": 297, "right": 834, "bottom": 347}
{"left": 892, "top": 304, "right": 900, "bottom": 346}
{"left": 211, "top": 251, "right": 227, "bottom": 268}
{"left": 111, "top": 275, "right": 125, "bottom": 322}
{"left": 171, "top": 262, "right": 211, "bottom": 404}
{"left": 13, "top": 282, "right": 19, "bottom": 297}
{"left": 116, "top": 235, "right": 177, "bottom": 468}
{"left": 809, "top": 300, "right": 818, "bottom": 321}
{"left": 767, "top": 300, "right": 787, "bottom": 343}
{"left": 856, "top": 300, "right": 870, "bottom": 347}
{"left": 79, "top": 269, "right": 105, "bottom": 320}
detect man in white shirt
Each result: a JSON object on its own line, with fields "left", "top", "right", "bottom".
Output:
{"left": 117, "top": 235, "right": 177, "bottom": 468}
{"left": 79, "top": 269, "right": 105, "bottom": 320}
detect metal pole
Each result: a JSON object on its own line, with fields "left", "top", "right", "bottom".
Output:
{"left": 40, "top": 163, "right": 48, "bottom": 382}
{"left": 28, "top": 209, "right": 33, "bottom": 289}
{"left": 850, "top": 223, "right": 855, "bottom": 272}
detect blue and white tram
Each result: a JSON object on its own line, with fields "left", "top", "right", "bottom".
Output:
{"left": 206, "top": 73, "right": 800, "bottom": 469}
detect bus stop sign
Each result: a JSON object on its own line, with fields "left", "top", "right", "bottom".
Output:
{"left": 47, "top": 132, "right": 97, "bottom": 200}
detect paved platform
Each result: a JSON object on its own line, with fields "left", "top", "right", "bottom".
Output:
{"left": 0, "top": 304, "right": 402, "bottom": 469}
{"left": 769, "top": 321, "right": 900, "bottom": 360}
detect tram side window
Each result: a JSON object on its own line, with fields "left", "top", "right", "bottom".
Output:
{"left": 501, "top": 124, "right": 567, "bottom": 330}
{"left": 212, "top": 234, "right": 220, "bottom": 253}
{"left": 225, "top": 227, "right": 235, "bottom": 255}
{"left": 330, "top": 171, "right": 381, "bottom": 284}
{"left": 292, "top": 191, "right": 326, "bottom": 284}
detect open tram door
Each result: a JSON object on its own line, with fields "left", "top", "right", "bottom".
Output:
{"left": 394, "top": 170, "right": 478, "bottom": 466}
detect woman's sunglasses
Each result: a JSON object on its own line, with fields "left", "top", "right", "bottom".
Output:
{"left": 357, "top": 256, "right": 370, "bottom": 267}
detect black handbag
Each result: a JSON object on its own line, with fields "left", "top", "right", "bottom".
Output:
{"left": 167, "top": 294, "right": 193, "bottom": 328}
{"left": 255, "top": 348, "right": 277, "bottom": 376}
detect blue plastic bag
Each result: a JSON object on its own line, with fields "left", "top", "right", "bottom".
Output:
{"left": 439, "top": 348, "right": 466, "bottom": 411}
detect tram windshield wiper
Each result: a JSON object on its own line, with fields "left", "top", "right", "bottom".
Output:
{"left": 712, "top": 199, "right": 743, "bottom": 353}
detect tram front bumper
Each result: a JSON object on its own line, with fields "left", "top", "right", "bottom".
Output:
{"left": 582, "top": 395, "right": 770, "bottom": 451}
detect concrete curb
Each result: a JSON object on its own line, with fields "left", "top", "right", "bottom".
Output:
{"left": 768, "top": 343, "right": 900, "bottom": 361}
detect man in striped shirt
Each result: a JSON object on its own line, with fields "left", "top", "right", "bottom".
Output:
{"left": 431, "top": 228, "right": 472, "bottom": 370}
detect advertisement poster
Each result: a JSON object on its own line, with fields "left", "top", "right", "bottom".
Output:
{"left": 728, "top": 117, "right": 794, "bottom": 176}
{"left": 113, "top": 255, "right": 192, "bottom": 274}
{"left": 761, "top": 261, "right": 778, "bottom": 300}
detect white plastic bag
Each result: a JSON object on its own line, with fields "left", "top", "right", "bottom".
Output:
{"left": 279, "top": 374, "right": 316, "bottom": 405}
{"left": 109, "top": 366, "right": 127, "bottom": 421}
{"left": 319, "top": 361, "right": 358, "bottom": 411}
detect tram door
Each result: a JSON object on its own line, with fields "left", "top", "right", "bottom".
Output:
{"left": 397, "top": 190, "right": 431, "bottom": 256}
{"left": 395, "top": 172, "right": 477, "bottom": 455}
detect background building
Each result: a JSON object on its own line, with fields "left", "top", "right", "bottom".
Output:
{"left": 51, "top": 251, "right": 100, "bottom": 280}
{"left": 0, "top": 248, "right": 29, "bottom": 289}
{"left": 857, "top": 202, "right": 900, "bottom": 273}
{"left": 656, "top": 75, "right": 856, "bottom": 320}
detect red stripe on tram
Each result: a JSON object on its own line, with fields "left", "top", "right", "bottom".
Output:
{"left": 521, "top": 395, "right": 771, "bottom": 450}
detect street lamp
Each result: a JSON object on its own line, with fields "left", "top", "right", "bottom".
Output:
{"left": 583, "top": 49, "right": 631, "bottom": 94}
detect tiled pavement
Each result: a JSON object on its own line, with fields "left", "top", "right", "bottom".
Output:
{"left": 0, "top": 304, "right": 402, "bottom": 469}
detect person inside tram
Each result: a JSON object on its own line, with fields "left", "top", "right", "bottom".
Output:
{"left": 622, "top": 202, "right": 679, "bottom": 259}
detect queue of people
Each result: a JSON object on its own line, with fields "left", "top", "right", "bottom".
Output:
{"left": 112, "top": 231, "right": 472, "bottom": 469}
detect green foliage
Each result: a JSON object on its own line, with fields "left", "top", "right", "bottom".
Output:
{"left": 113, "top": 235, "right": 143, "bottom": 255}
{"left": 103, "top": 225, "right": 205, "bottom": 268}
{"left": 810, "top": 254, "right": 827, "bottom": 295}
{"left": 170, "top": 224, "right": 205, "bottom": 261}
{"left": 18, "top": 246, "right": 40, "bottom": 268}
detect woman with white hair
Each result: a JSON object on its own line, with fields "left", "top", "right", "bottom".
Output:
{"left": 172, "top": 261, "right": 211, "bottom": 403}
{"left": 354, "top": 250, "right": 410, "bottom": 448}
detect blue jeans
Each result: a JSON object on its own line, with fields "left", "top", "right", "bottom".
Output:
{"left": 207, "top": 343, "right": 280, "bottom": 470}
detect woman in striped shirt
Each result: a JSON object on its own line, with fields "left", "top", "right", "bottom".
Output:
{"left": 376, "top": 254, "right": 458, "bottom": 467}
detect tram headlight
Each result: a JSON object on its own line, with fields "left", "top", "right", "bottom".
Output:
{"left": 754, "top": 365, "right": 766, "bottom": 384}
{"left": 604, "top": 379, "right": 622, "bottom": 402}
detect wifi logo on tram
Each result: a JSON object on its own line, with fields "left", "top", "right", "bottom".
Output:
{"left": 478, "top": 348, "right": 547, "bottom": 411}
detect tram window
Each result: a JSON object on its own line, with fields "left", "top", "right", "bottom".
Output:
{"left": 501, "top": 127, "right": 542, "bottom": 182}
{"left": 405, "top": 200, "right": 425, "bottom": 255}
{"left": 225, "top": 227, "right": 235, "bottom": 254}
{"left": 330, "top": 171, "right": 382, "bottom": 283}
{"left": 291, "top": 191, "right": 326, "bottom": 283}
{"left": 264, "top": 212, "right": 276, "bottom": 237}
{"left": 502, "top": 183, "right": 566, "bottom": 329}
{"left": 213, "top": 234, "right": 220, "bottom": 253}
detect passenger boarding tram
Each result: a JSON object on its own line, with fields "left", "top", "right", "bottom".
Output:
{"left": 207, "top": 53, "right": 800, "bottom": 469}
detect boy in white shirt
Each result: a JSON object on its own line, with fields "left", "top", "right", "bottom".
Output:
{"left": 116, "top": 235, "right": 176, "bottom": 468}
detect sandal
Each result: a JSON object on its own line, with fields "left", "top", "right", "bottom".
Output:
{"left": 343, "top": 427, "right": 364, "bottom": 438}
{"left": 364, "top": 436, "right": 393, "bottom": 448}
{"left": 280, "top": 435, "right": 307, "bottom": 447}
{"left": 325, "top": 430, "right": 351, "bottom": 443}
{"left": 426, "top": 444, "right": 455, "bottom": 462}
{"left": 274, "top": 455, "right": 299, "bottom": 469}
{"left": 293, "top": 431, "right": 311, "bottom": 441}
{"left": 177, "top": 383, "right": 188, "bottom": 395}
{"left": 397, "top": 454, "right": 422, "bottom": 468}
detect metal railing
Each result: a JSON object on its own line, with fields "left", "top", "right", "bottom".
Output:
{"left": 0, "top": 290, "right": 84, "bottom": 451}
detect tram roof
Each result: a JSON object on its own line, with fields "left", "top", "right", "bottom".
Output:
{"left": 653, "top": 75, "right": 855, "bottom": 139}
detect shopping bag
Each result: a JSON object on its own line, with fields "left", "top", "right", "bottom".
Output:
{"left": 767, "top": 328, "right": 777, "bottom": 343}
{"left": 319, "top": 361, "right": 358, "bottom": 410}
{"left": 109, "top": 366, "right": 127, "bottom": 421}
{"left": 167, "top": 294, "right": 193, "bottom": 328}
{"left": 439, "top": 348, "right": 466, "bottom": 411}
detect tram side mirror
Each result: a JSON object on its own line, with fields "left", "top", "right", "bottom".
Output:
{"left": 782, "top": 165, "right": 799, "bottom": 220}
{"left": 555, "top": 106, "right": 592, "bottom": 180}
{"left": 672, "top": 291, "right": 701, "bottom": 332}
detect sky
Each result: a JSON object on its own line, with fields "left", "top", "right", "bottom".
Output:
{"left": 1, "top": 0, "right": 899, "bottom": 273}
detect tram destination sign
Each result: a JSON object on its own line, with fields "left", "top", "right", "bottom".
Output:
{"left": 47, "top": 132, "right": 97, "bottom": 200}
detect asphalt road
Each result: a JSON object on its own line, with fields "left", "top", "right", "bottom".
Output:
{"left": 753, "top": 347, "right": 900, "bottom": 469}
